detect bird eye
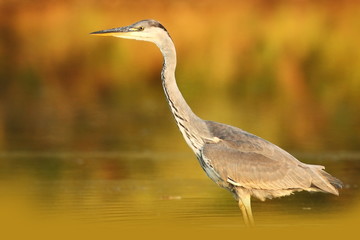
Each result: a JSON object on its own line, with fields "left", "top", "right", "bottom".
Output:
{"left": 138, "top": 26, "right": 144, "bottom": 31}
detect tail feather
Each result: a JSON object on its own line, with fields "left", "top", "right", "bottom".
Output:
{"left": 320, "top": 170, "right": 343, "bottom": 189}
{"left": 308, "top": 165, "right": 342, "bottom": 196}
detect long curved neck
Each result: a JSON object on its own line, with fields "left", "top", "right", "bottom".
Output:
{"left": 155, "top": 36, "right": 208, "bottom": 153}
{"left": 157, "top": 37, "right": 198, "bottom": 124}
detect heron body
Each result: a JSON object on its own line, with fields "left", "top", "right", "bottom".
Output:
{"left": 91, "top": 20, "right": 342, "bottom": 226}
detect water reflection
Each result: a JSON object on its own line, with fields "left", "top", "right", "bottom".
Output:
{"left": 0, "top": 151, "right": 358, "bottom": 227}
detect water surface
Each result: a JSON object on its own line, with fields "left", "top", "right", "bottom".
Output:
{"left": 1, "top": 150, "right": 358, "bottom": 229}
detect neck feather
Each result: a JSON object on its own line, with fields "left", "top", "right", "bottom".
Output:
{"left": 158, "top": 37, "right": 197, "bottom": 123}
{"left": 157, "top": 35, "right": 209, "bottom": 153}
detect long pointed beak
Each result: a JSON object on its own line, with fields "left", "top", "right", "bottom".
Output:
{"left": 91, "top": 24, "right": 149, "bottom": 41}
{"left": 90, "top": 26, "right": 130, "bottom": 37}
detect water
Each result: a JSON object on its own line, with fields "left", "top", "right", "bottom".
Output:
{"left": 0, "top": 89, "right": 359, "bottom": 236}
{"left": 0, "top": 150, "right": 358, "bottom": 230}
{"left": 0, "top": 82, "right": 359, "bottom": 235}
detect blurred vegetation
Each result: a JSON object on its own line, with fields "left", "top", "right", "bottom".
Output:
{"left": 0, "top": 0, "right": 359, "bottom": 152}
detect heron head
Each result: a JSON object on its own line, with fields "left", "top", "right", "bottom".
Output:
{"left": 91, "top": 19, "right": 171, "bottom": 45}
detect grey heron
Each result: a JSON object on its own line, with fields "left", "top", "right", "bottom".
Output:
{"left": 91, "top": 19, "right": 342, "bottom": 226}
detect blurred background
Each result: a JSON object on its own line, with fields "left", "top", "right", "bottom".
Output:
{"left": 0, "top": 0, "right": 359, "bottom": 233}
{"left": 1, "top": 0, "right": 359, "bottom": 152}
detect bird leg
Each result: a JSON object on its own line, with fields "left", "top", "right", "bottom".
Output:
{"left": 238, "top": 193, "right": 254, "bottom": 227}
{"left": 238, "top": 200, "right": 250, "bottom": 226}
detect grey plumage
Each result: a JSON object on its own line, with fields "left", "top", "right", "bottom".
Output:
{"left": 202, "top": 121, "right": 341, "bottom": 200}
{"left": 91, "top": 19, "right": 342, "bottom": 226}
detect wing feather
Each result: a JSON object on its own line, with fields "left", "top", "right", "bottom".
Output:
{"left": 202, "top": 141, "right": 311, "bottom": 191}
{"left": 200, "top": 121, "right": 341, "bottom": 199}
{"left": 203, "top": 121, "right": 315, "bottom": 189}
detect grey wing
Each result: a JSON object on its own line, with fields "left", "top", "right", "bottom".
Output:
{"left": 202, "top": 121, "right": 340, "bottom": 198}
{"left": 202, "top": 140, "right": 312, "bottom": 191}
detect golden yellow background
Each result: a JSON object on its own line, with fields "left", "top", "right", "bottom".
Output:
{"left": 0, "top": 0, "right": 359, "bottom": 239}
